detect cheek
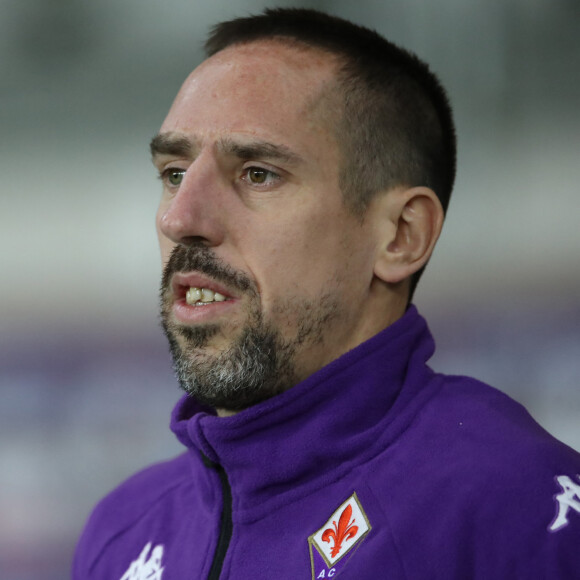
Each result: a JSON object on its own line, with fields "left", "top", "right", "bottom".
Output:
{"left": 249, "top": 218, "right": 351, "bottom": 297}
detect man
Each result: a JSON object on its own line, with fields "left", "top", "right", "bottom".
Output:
{"left": 74, "top": 8, "right": 580, "bottom": 579}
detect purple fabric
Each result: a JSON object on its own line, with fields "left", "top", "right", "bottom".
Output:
{"left": 73, "top": 307, "right": 580, "bottom": 579}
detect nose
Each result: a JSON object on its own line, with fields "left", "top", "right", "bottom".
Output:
{"left": 157, "top": 152, "right": 226, "bottom": 247}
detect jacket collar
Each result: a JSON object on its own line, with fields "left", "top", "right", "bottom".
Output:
{"left": 170, "top": 306, "right": 436, "bottom": 522}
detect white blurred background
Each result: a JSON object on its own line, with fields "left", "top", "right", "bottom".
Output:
{"left": 1, "top": 1, "right": 579, "bottom": 578}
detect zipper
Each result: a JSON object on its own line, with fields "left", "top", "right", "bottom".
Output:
{"left": 202, "top": 453, "right": 233, "bottom": 580}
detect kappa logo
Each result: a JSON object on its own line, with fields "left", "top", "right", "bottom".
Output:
{"left": 119, "top": 542, "right": 165, "bottom": 580}
{"left": 309, "top": 493, "right": 371, "bottom": 579}
{"left": 549, "top": 474, "right": 580, "bottom": 532}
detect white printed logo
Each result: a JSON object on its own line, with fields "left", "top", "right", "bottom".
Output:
{"left": 119, "top": 542, "right": 165, "bottom": 580}
{"left": 549, "top": 474, "right": 580, "bottom": 532}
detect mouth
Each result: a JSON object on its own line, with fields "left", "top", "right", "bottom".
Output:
{"left": 170, "top": 272, "right": 236, "bottom": 318}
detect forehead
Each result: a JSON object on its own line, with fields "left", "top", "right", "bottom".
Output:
{"left": 160, "top": 40, "right": 340, "bottom": 141}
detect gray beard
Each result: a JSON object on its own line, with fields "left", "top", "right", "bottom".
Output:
{"left": 161, "top": 308, "right": 299, "bottom": 411}
{"left": 160, "top": 245, "right": 338, "bottom": 412}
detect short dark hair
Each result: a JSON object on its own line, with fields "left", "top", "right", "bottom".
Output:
{"left": 205, "top": 8, "right": 456, "bottom": 301}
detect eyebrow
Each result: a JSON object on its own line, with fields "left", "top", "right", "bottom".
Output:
{"left": 149, "top": 133, "right": 304, "bottom": 166}
{"left": 217, "top": 137, "right": 304, "bottom": 166}
{"left": 149, "top": 134, "right": 193, "bottom": 158}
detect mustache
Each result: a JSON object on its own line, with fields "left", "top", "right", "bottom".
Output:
{"left": 160, "top": 244, "right": 255, "bottom": 295}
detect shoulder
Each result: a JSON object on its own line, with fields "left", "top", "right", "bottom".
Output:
{"left": 416, "top": 373, "right": 580, "bottom": 479}
{"left": 73, "top": 452, "right": 193, "bottom": 575}
{"left": 93, "top": 452, "right": 192, "bottom": 521}
{"left": 372, "top": 374, "right": 580, "bottom": 576}
{"left": 425, "top": 376, "right": 580, "bottom": 552}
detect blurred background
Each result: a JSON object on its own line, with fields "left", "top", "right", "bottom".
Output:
{"left": 1, "top": 0, "right": 579, "bottom": 577}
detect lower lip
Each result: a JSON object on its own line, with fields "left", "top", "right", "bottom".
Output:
{"left": 172, "top": 297, "right": 236, "bottom": 324}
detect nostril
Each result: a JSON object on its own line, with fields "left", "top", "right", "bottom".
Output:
{"left": 181, "top": 236, "right": 211, "bottom": 247}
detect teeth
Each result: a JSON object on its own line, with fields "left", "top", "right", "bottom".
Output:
{"left": 186, "top": 287, "right": 227, "bottom": 305}
{"left": 200, "top": 288, "right": 214, "bottom": 302}
{"left": 186, "top": 288, "right": 201, "bottom": 303}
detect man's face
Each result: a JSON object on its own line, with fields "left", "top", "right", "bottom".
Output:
{"left": 154, "top": 41, "right": 383, "bottom": 412}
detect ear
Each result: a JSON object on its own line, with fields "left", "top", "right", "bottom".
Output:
{"left": 373, "top": 186, "right": 444, "bottom": 285}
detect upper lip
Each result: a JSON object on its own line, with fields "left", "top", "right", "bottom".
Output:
{"left": 170, "top": 272, "right": 235, "bottom": 300}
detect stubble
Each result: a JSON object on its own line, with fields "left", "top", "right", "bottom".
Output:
{"left": 160, "top": 245, "right": 339, "bottom": 412}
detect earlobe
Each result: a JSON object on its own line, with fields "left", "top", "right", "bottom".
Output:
{"left": 373, "top": 186, "right": 444, "bottom": 284}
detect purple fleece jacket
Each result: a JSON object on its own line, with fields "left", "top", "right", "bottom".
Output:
{"left": 73, "top": 306, "right": 580, "bottom": 579}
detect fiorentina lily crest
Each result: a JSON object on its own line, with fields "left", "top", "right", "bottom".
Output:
{"left": 309, "top": 493, "right": 371, "bottom": 578}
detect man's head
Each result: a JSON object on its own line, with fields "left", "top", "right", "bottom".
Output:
{"left": 151, "top": 9, "right": 456, "bottom": 414}
{"left": 205, "top": 8, "right": 457, "bottom": 298}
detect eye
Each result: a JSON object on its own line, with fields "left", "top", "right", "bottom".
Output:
{"left": 243, "top": 166, "right": 280, "bottom": 186}
{"left": 161, "top": 168, "right": 185, "bottom": 187}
